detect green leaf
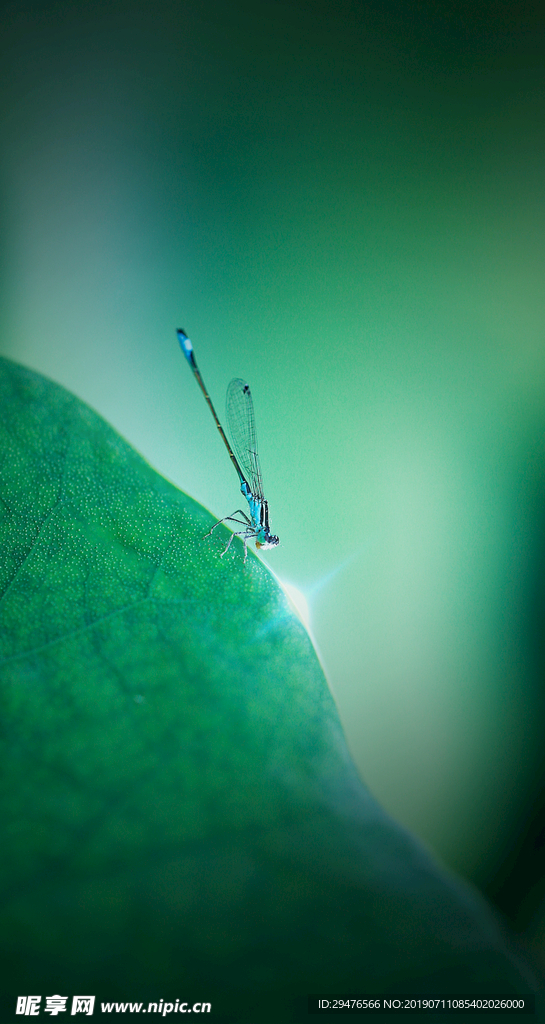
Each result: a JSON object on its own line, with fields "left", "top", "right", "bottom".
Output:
{"left": 0, "top": 358, "right": 539, "bottom": 1022}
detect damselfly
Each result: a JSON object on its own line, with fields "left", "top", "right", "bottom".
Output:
{"left": 177, "top": 328, "right": 279, "bottom": 562}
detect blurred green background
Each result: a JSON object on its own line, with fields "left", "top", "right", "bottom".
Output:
{"left": 1, "top": 0, "right": 545, "bottom": 957}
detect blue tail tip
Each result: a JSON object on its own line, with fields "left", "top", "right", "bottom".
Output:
{"left": 177, "top": 327, "right": 195, "bottom": 362}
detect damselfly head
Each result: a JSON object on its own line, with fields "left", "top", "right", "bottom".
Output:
{"left": 256, "top": 533, "right": 279, "bottom": 550}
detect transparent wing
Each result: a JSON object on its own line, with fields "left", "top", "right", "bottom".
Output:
{"left": 225, "top": 378, "right": 264, "bottom": 499}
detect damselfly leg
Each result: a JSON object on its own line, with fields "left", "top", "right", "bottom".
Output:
{"left": 204, "top": 510, "right": 254, "bottom": 562}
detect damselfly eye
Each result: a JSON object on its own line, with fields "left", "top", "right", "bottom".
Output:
{"left": 256, "top": 535, "right": 279, "bottom": 550}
